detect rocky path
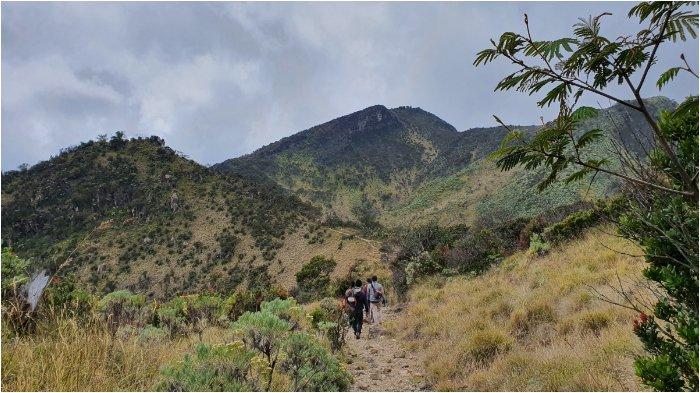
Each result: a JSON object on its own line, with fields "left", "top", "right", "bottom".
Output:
{"left": 345, "top": 308, "right": 429, "bottom": 392}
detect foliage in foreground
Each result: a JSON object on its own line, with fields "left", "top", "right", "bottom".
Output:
{"left": 157, "top": 298, "right": 351, "bottom": 391}
{"left": 475, "top": 1, "right": 698, "bottom": 389}
{"left": 2, "top": 254, "right": 351, "bottom": 391}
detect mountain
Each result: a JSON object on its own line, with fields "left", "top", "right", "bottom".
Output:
{"left": 1, "top": 97, "right": 675, "bottom": 297}
{"left": 1, "top": 135, "right": 378, "bottom": 298}
{"left": 216, "top": 97, "right": 676, "bottom": 227}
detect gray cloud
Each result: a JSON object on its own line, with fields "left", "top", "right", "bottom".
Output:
{"left": 2, "top": 1, "right": 698, "bottom": 169}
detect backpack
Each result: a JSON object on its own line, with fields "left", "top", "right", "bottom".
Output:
{"left": 345, "top": 288, "right": 359, "bottom": 313}
{"left": 369, "top": 282, "right": 385, "bottom": 304}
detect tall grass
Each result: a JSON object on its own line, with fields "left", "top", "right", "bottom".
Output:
{"left": 1, "top": 316, "right": 229, "bottom": 391}
{"left": 389, "top": 226, "right": 650, "bottom": 391}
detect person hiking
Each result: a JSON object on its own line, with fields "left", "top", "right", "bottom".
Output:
{"left": 361, "top": 277, "right": 372, "bottom": 321}
{"left": 367, "top": 275, "right": 384, "bottom": 325}
{"left": 345, "top": 279, "right": 369, "bottom": 339}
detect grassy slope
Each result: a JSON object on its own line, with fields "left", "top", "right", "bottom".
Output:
{"left": 390, "top": 227, "right": 649, "bottom": 391}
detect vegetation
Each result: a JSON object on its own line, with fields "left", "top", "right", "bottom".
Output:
{"left": 294, "top": 255, "right": 337, "bottom": 302}
{"left": 217, "top": 100, "right": 658, "bottom": 228}
{"left": 1, "top": 251, "right": 351, "bottom": 391}
{"left": 391, "top": 229, "right": 648, "bottom": 390}
{"left": 476, "top": 1, "right": 698, "bottom": 389}
{"left": 390, "top": 201, "right": 606, "bottom": 296}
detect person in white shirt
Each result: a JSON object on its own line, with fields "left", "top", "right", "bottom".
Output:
{"left": 367, "top": 275, "right": 384, "bottom": 325}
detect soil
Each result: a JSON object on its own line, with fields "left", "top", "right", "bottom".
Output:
{"left": 345, "top": 308, "right": 429, "bottom": 392}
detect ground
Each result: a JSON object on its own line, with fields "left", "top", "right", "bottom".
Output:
{"left": 345, "top": 307, "right": 429, "bottom": 392}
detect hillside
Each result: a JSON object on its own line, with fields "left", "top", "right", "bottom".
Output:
{"left": 389, "top": 227, "right": 649, "bottom": 391}
{"left": 216, "top": 97, "right": 676, "bottom": 227}
{"left": 1, "top": 135, "right": 377, "bottom": 298}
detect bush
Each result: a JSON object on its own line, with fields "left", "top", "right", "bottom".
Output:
{"left": 528, "top": 234, "right": 551, "bottom": 256}
{"left": 156, "top": 343, "right": 256, "bottom": 391}
{"left": 138, "top": 325, "right": 169, "bottom": 343}
{"left": 542, "top": 209, "right": 599, "bottom": 245}
{"left": 309, "top": 297, "right": 348, "bottom": 352}
{"left": 464, "top": 329, "right": 512, "bottom": 364}
{"left": 229, "top": 298, "right": 351, "bottom": 391}
{"left": 442, "top": 229, "right": 504, "bottom": 274}
{"left": 295, "top": 256, "right": 336, "bottom": 302}
{"left": 281, "top": 332, "right": 352, "bottom": 391}
{"left": 97, "top": 290, "right": 146, "bottom": 336}
{"left": 42, "top": 275, "right": 95, "bottom": 319}
{"left": 157, "top": 294, "right": 225, "bottom": 339}
{"left": 1, "top": 248, "right": 30, "bottom": 297}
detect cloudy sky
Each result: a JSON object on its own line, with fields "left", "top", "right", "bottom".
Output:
{"left": 2, "top": 2, "right": 698, "bottom": 170}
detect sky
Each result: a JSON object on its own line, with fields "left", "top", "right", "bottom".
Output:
{"left": 2, "top": 1, "right": 698, "bottom": 170}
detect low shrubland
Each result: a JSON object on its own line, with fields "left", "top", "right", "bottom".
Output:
{"left": 390, "top": 227, "right": 649, "bottom": 391}
{"left": 2, "top": 252, "right": 352, "bottom": 391}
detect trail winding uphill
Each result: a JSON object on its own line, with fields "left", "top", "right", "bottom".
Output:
{"left": 345, "top": 308, "right": 429, "bottom": 392}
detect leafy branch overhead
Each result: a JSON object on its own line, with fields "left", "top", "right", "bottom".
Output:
{"left": 475, "top": 1, "right": 699, "bottom": 199}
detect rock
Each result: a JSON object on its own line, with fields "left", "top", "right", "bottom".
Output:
{"left": 418, "top": 381, "right": 431, "bottom": 390}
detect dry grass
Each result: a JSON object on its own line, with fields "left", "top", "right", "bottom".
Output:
{"left": 389, "top": 226, "right": 650, "bottom": 391}
{"left": 1, "top": 318, "right": 231, "bottom": 391}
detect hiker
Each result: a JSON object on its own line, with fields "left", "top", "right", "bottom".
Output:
{"left": 367, "top": 275, "right": 384, "bottom": 325}
{"left": 345, "top": 279, "right": 369, "bottom": 339}
{"left": 361, "top": 277, "right": 372, "bottom": 321}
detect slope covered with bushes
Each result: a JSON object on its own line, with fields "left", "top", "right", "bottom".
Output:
{"left": 0, "top": 134, "right": 375, "bottom": 298}
{"left": 217, "top": 98, "right": 674, "bottom": 228}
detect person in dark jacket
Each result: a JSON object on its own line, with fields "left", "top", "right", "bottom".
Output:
{"left": 347, "top": 279, "right": 369, "bottom": 339}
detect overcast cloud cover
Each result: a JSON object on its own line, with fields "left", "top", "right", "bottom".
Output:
{"left": 2, "top": 1, "right": 698, "bottom": 170}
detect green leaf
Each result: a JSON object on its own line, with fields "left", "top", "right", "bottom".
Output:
{"left": 576, "top": 128, "right": 604, "bottom": 149}
{"left": 656, "top": 67, "right": 681, "bottom": 90}
{"left": 571, "top": 106, "right": 598, "bottom": 122}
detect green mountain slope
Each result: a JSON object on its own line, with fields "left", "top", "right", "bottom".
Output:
{"left": 216, "top": 97, "right": 676, "bottom": 227}
{"left": 1, "top": 135, "right": 377, "bottom": 298}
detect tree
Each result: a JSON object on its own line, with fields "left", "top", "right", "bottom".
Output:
{"left": 475, "top": 2, "right": 698, "bottom": 390}
{"left": 474, "top": 1, "right": 698, "bottom": 200}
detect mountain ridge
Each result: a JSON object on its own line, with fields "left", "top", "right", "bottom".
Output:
{"left": 214, "top": 96, "right": 676, "bottom": 226}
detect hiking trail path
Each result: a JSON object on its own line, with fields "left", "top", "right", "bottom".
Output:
{"left": 345, "top": 307, "right": 429, "bottom": 392}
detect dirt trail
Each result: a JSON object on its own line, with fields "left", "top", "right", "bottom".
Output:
{"left": 345, "top": 307, "right": 429, "bottom": 392}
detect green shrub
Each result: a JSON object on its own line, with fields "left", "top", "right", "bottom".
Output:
{"left": 310, "top": 298, "right": 348, "bottom": 352}
{"left": 42, "top": 275, "right": 95, "bottom": 318}
{"left": 294, "top": 256, "right": 336, "bottom": 302}
{"left": 528, "top": 234, "right": 551, "bottom": 256}
{"left": 281, "top": 332, "right": 352, "bottom": 391}
{"left": 156, "top": 343, "right": 256, "bottom": 391}
{"left": 138, "top": 324, "right": 169, "bottom": 343}
{"left": 156, "top": 294, "right": 225, "bottom": 339}
{"left": 97, "top": 290, "right": 146, "bottom": 336}
{"left": 1, "top": 248, "right": 30, "bottom": 296}
{"left": 542, "top": 209, "right": 599, "bottom": 245}
{"left": 260, "top": 298, "right": 303, "bottom": 328}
